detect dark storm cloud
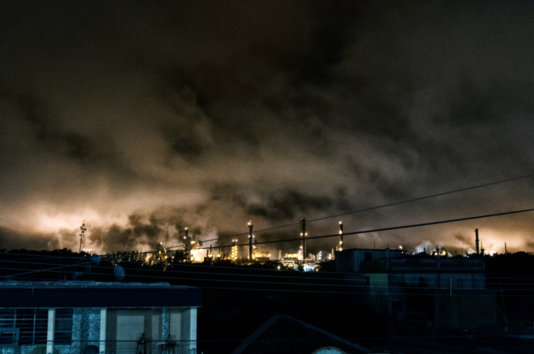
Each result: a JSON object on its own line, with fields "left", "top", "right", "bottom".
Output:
{"left": 0, "top": 226, "right": 66, "bottom": 250}
{"left": 87, "top": 207, "right": 216, "bottom": 252}
{"left": 1, "top": 0, "right": 534, "bottom": 253}
{"left": 0, "top": 88, "right": 100, "bottom": 163}
{"left": 246, "top": 190, "right": 333, "bottom": 221}
{"left": 454, "top": 233, "right": 474, "bottom": 249}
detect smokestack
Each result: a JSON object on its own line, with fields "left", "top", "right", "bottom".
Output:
{"left": 337, "top": 221, "right": 344, "bottom": 251}
{"left": 248, "top": 220, "right": 254, "bottom": 261}
{"left": 300, "top": 218, "right": 307, "bottom": 262}
{"left": 475, "top": 228, "right": 480, "bottom": 255}
{"left": 183, "top": 227, "right": 191, "bottom": 260}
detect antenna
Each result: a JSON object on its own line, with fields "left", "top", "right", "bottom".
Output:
{"left": 79, "top": 220, "right": 87, "bottom": 253}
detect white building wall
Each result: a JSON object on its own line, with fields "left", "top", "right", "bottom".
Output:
{"left": 0, "top": 306, "right": 198, "bottom": 354}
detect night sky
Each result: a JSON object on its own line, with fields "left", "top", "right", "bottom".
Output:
{"left": 1, "top": 1, "right": 534, "bottom": 254}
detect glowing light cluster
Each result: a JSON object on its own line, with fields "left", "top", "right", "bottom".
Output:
{"left": 252, "top": 251, "right": 271, "bottom": 260}
{"left": 190, "top": 248, "right": 204, "bottom": 263}
{"left": 231, "top": 239, "right": 238, "bottom": 261}
{"left": 284, "top": 253, "right": 299, "bottom": 260}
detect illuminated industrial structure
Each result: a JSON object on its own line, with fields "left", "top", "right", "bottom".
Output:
{"left": 231, "top": 239, "right": 238, "bottom": 261}
{"left": 183, "top": 227, "right": 192, "bottom": 260}
{"left": 248, "top": 220, "right": 254, "bottom": 260}
{"left": 180, "top": 227, "right": 205, "bottom": 263}
{"left": 146, "top": 242, "right": 171, "bottom": 269}
{"left": 207, "top": 245, "right": 213, "bottom": 260}
{"left": 337, "top": 221, "right": 343, "bottom": 251}
{"left": 284, "top": 253, "right": 299, "bottom": 261}
{"left": 299, "top": 218, "right": 307, "bottom": 263}
{"left": 143, "top": 219, "right": 359, "bottom": 267}
{"left": 252, "top": 251, "right": 271, "bottom": 262}
{"left": 189, "top": 240, "right": 204, "bottom": 263}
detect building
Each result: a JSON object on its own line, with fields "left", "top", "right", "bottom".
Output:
{"left": 336, "top": 248, "right": 486, "bottom": 291}
{"left": 336, "top": 248, "right": 403, "bottom": 273}
{"left": 336, "top": 248, "right": 496, "bottom": 331}
{"left": 0, "top": 281, "right": 201, "bottom": 354}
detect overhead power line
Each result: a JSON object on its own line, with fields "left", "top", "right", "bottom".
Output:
{"left": 5, "top": 260, "right": 89, "bottom": 279}
{"left": 215, "top": 207, "right": 534, "bottom": 249}
{"left": 309, "top": 173, "right": 534, "bottom": 223}
{"left": 192, "top": 172, "right": 534, "bottom": 246}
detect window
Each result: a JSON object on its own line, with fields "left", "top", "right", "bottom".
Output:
{"left": 0, "top": 309, "right": 47, "bottom": 345}
{"left": 17, "top": 309, "right": 47, "bottom": 345}
{"left": 0, "top": 309, "right": 17, "bottom": 345}
{"left": 55, "top": 309, "right": 73, "bottom": 344}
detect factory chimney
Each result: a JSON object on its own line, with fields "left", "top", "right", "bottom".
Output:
{"left": 300, "top": 218, "right": 307, "bottom": 262}
{"left": 337, "top": 221, "right": 344, "bottom": 251}
{"left": 183, "top": 227, "right": 191, "bottom": 259}
{"left": 475, "top": 228, "right": 480, "bottom": 255}
{"left": 248, "top": 220, "right": 254, "bottom": 261}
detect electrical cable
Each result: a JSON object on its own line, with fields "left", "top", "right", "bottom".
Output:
{"left": 190, "top": 207, "right": 534, "bottom": 250}
{"left": 4, "top": 250, "right": 534, "bottom": 292}
{"left": 5, "top": 260, "right": 534, "bottom": 296}
{"left": 191, "top": 172, "right": 534, "bottom": 246}
{"left": 3, "top": 260, "right": 90, "bottom": 279}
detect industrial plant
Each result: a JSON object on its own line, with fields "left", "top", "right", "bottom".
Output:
{"left": 2, "top": 219, "right": 534, "bottom": 353}
{"left": 124, "top": 218, "right": 495, "bottom": 278}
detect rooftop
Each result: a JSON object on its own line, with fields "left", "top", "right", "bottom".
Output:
{"left": 0, "top": 281, "right": 201, "bottom": 308}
